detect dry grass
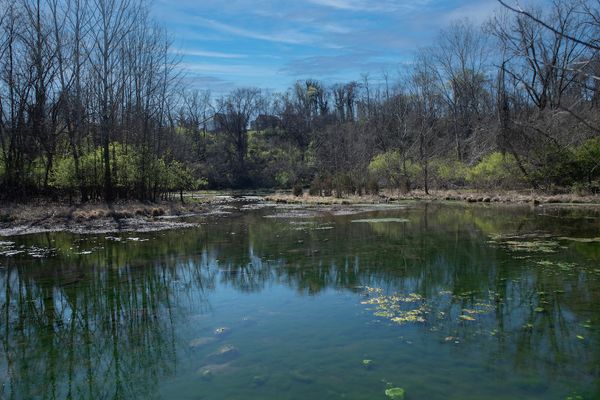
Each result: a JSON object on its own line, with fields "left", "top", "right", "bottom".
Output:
{"left": 265, "top": 189, "right": 600, "bottom": 206}
{"left": 0, "top": 200, "right": 184, "bottom": 225}
{"left": 2, "top": 189, "right": 599, "bottom": 229}
{"left": 386, "top": 189, "right": 600, "bottom": 205}
{"left": 264, "top": 193, "right": 383, "bottom": 205}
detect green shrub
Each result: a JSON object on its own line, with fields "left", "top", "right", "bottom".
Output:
{"left": 431, "top": 158, "right": 469, "bottom": 188}
{"left": 275, "top": 171, "right": 294, "bottom": 188}
{"left": 368, "top": 150, "right": 420, "bottom": 192}
{"left": 530, "top": 147, "right": 579, "bottom": 188}
{"left": 574, "top": 137, "right": 600, "bottom": 185}
{"left": 51, "top": 143, "right": 207, "bottom": 198}
{"left": 467, "top": 152, "right": 525, "bottom": 189}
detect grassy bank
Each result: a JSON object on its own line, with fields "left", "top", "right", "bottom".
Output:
{"left": 2, "top": 189, "right": 600, "bottom": 237}
{"left": 266, "top": 189, "right": 600, "bottom": 206}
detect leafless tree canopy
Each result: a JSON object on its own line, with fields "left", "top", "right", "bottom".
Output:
{"left": 0, "top": 0, "right": 599, "bottom": 200}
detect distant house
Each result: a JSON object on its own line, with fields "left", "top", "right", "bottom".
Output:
{"left": 251, "top": 114, "right": 281, "bottom": 131}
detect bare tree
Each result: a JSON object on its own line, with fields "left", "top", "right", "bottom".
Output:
{"left": 432, "top": 19, "right": 492, "bottom": 161}
{"left": 88, "top": 0, "right": 136, "bottom": 201}
{"left": 215, "top": 88, "right": 261, "bottom": 186}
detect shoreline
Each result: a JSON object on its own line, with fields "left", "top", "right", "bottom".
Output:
{"left": 2, "top": 190, "right": 600, "bottom": 237}
{"left": 0, "top": 196, "right": 244, "bottom": 237}
{"left": 266, "top": 189, "right": 600, "bottom": 206}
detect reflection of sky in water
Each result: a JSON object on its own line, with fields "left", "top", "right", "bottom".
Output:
{"left": 1, "top": 203, "right": 599, "bottom": 400}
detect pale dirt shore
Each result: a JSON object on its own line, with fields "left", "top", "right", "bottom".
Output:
{"left": 0, "top": 194, "right": 248, "bottom": 236}
{"left": 266, "top": 189, "right": 600, "bottom": 206}
{"left": 2, "top": 189, "right": 599, "bottom": 236}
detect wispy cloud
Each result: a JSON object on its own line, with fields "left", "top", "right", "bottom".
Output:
{"left": 175, "top": 49, "right": 247, "bottom": 59}
{"left": 281, "top": 49, "right": 402, "bottom": 77}
{"left": 440, "top": 0, "right": 499, "bottom": 24}
{"left": 179, "top": 75, "right": 237, "bottom": 94}
{"left": 306, "top": 0, "right": 361, "bottom": 10}
{"left": 306, "top": 0, "right": 432, "bottom": 12}
{"left": 196, "top": 17, "right": 316, "bottom": 45}
{"left": 154, "top": 0, "right": 512, "bottom": 91}
{"left": 322, "top": 23, "right": 352, "bottom": 34}
{"left": 181, "top": 62, "right": 280, "bottom": 77}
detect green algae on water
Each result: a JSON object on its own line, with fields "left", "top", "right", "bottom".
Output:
{"left": 361, "top": 288, "right": 427, "bottom": 325}
{"left": 385, "top": 387, "right": 405, "bottom": 399}
{"left": 351, "top": 218, "right": 410, "bottom": 223}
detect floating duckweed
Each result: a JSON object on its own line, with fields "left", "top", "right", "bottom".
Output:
{"left": 391, "top": 309, "right": 426, "bottom": 324}
{"left": 385, "top": 387, "right": 405, "bottom": 399}
{"left": 364, "top": 286, "right": 383, "bottom": 294}
{"left": 0, "top": 242, "right": 56, "bottom": 258}
{"left": 489, "top": 235, "right": 563, "bottom": 255}
{"left": 361, "top": 288, "right": 427, "bottom": 325}
{"left": 503, "top": 240, "right": 560, "bottom": 253}
{"left": 559, "top": 237, "right": 600, "bottom": 243}
{"left": 362, "top": 288, "right": 499, "bottom": 327}
{"left": 462, "top": 303, "right": 494, "bottom": 315}
{"left": 536, "top": 260, "right": 578, "bottom": 271}
{"left": 352, "top": 218, "right": 410, "bottom": 224}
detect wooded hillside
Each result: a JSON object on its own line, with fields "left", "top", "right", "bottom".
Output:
{"left": 0, "top": 0, "right": 598, "bottom": 201}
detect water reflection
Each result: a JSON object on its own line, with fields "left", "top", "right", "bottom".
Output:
{"left": 1, "top": 203, "right": 599, "bottom": 399}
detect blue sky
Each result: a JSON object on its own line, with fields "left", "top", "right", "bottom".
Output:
{"left": 153, "top": 0, "right": 508, "bottom": 94}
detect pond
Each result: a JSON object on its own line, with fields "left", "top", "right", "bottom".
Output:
{"left": 1, "top": 202, "right": 599, "bottom": 400}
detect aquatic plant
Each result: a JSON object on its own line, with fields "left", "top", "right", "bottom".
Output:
{"left": 351, "top": 218, "right": 410, "bottom": 224}
{"left": 361, "top": 287, "right": 427, "bottom": 325}
{"left": 385, "top": 387, "right": 405, "bottom": 399}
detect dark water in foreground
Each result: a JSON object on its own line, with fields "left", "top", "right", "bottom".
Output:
{"left": 1, "top": 202, "right": 600, "bottom": 400}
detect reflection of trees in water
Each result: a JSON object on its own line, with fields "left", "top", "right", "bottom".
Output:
{"left": 0, "top": 249, "right": 216, "bottom": 400}
{"left": 1, "top": 204, "right": 599, "bottom": 398}
{"left": 225, "top": 204, "right": 600, "bottom": 380}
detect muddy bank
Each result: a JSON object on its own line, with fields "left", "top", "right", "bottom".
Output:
{"left": 2, "top": 190, "right": 599, "bottom": 237}
{"left": 0, "top": 218, "right": 198, "bottom": 237}
{"left": 267, "top": 189, "right": 600, "bottom": 207}
{"left": 0, "top": 195, "right": 256, "bottom": 237}
{"left": 0, "top": 195, "right": 408, "bottom": 236}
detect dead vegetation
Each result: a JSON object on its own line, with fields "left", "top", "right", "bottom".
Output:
{"left": 1, "top": 189, "right": 599, "bottom": 237}
{"left": 265, "top": 189, "right": 600, "bottom": 206}
{"left": 0, "top": 200, "right": 207, "bottom": 227}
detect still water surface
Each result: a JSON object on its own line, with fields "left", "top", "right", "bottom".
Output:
{"left": 1, "top": 202, "right": 599, "bottom": 399}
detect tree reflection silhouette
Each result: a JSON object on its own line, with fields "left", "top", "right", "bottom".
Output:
{"left": 1, "top": 203, "right": 599, "bottom": 399}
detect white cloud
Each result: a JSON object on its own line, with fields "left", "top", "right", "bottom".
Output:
{"left": 306, "top": 0, "right": 432, "bottom": 12}
{"left": 181, "top": 62, "right": 280, "bottom": 77}
{"left": 196, "top": 17, "right": 316, "bottom": 45}
{"left": 440, "top": 0, "right": 499, "bottom": 24}
{"left": 175, "top": 49, "right": 247, "bottom": 59}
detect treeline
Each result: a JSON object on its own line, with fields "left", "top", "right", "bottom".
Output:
{"left": 0, "top": 0, "right": 599, "bottom": 202}
{"left": 0, "top": 0, "right": 184, "bottom": 201}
